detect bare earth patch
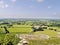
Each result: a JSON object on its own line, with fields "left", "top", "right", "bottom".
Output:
{"left": 16, "top": 34, "right": 50, "bottom": 40}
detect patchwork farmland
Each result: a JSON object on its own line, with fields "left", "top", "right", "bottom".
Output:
{"left": 0, "top": 19, "right": 60, "bottom": 45}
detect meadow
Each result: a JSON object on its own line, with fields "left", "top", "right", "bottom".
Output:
{"left": 0, "top": 19, "right": 60, "bottom": 45}
{"left": 0, "top": 25, "right": 60, "bottom": 37}
{"left": 0, "top": 25, "right": 59, "bottom": 36}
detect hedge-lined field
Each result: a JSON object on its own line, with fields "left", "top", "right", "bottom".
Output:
{"left": 0, "top": 25, "right": 60, "bottom": 36}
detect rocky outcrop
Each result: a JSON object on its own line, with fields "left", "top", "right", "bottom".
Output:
{"left": 18, "top": 34, "right": 49, "bottom": 40}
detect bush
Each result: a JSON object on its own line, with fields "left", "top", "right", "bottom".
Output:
{"left": 3, "top": 33, "right": 20, "bottom": 45}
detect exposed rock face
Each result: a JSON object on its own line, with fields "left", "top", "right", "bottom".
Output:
{"left": 57, "top": 32, "right": 60, "bottom": 37}
{"left": 17, "top": 35, "right": 29, "bottom": 45}
{"left": 37, "top": 34, "right": 49, "bottom": 39}
{"left": 19, "top": 34, "right": 49, "bottom": 40}
{"left": 17, "top": 34, "right": 49, "bottom": 45}
{"left": 17, "top": 43, "right": 22, "bottom": 45}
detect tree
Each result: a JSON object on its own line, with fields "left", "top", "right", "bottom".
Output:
{"left": 3, "top": 33, "right": 20, "bottom": 45}
{"left": 0, "top": 37, "right": 3, "bottom": 45}
{"left": 4, "top": 26, "right": 9, "bottom": 34}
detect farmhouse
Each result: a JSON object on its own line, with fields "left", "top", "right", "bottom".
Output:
{"left": 42, "top": 26, "right": 48, "bottom": 29}
{"left": 32, "top": 25, "right": 44, "bottom": 32}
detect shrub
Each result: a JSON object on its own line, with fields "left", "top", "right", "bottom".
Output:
{"left": 3, "top": 33, "right": 20, "bottom": 45}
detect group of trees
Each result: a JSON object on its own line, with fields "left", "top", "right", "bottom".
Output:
{"left": 0, "top": 34, "right": 20, "bottom": 45}
{"left": 0, "top": 20, "right": 60, "bottom": 28}
{"left": 0, "top": 26, "right": 10, "bottom": 34}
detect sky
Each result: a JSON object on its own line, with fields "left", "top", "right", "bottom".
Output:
{"left": 0, "top": 0, "right": 60, "bottom": 19}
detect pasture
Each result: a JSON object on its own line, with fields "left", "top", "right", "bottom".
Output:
{"left": 0, "top": 25, "right": 60, "bottom": 37}
{"left": 0, "top": 19, "right": 60, "bottom": 45}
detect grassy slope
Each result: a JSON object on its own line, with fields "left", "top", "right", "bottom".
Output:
{"left": 33, "top": 30, "right": 57, "bottom": 37}
{"left": 8, "top": 25, "right": 58, "bottom": 37}
{"left": 0, "top": 25, "right": 60, "bottom": 45}
{"left": 0, "top": 25, "right": 60, "bottom": 37}
{"left": 8, "top": 25, "right": 32, "bottom": 34}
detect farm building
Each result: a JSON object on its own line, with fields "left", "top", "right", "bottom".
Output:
{"left": 32, "top": 25, "right": 44, "bottom": 32}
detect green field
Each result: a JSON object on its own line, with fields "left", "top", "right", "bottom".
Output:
{"left": 28, "top": 37, "right": 60, "bottom": 45}
{"left": 0, "top": 25, "right": 60, "bottom": 37}
{"left": 0, "top": 19, "right": 60, "bottom": 45}
{"left": 7, "top": 25, "right": 60, "bottom": 37}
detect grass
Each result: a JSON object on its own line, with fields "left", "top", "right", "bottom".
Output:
{"left": 0, "top": 25, "right": 60, "bottom": 36}
{"left": 0, "top": 34, "right": 6, "bottom": 43}
{"left": 0, "top": 25, "right": 60, "bottom": 45}
{"left": 28, "top": 37, "right": 60, "bottom": 45}
{"left": 33, "top": 30, "right": 57, "bottom": 37}
{"left": 8, "top": 28, "right": 32, "bottom": 34}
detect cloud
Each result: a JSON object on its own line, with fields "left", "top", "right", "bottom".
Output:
{"left": 0, "top": 0, "right": 9, "bottom": 8}
{"left": 48, "top": 6, "right": 51, "bottom": 9}
{"left": 5, "top": 4, "right": 9, "bottom": 8}
{"left": 0, "top": 0, "right": 4, "bottom": 4}
{"left": 11, "top": 0, "right": 16, "bottom": 2}
{"left": 36, "top": 0, "right": 44, "bottom": 2}
{"left": 0, "top": 0, "right": 17, "bottom": 9}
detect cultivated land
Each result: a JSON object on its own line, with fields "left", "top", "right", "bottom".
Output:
{"left": 0, "top": 25, "right": 59, "bottom": 36}
{"left": 0, "top": 19, "right": 60, "bottom": 45}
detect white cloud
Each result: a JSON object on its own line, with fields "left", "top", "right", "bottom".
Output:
{"left": 0, "top": 1, "right": 4, "bottom": 8}
{"left": 11, "top": 0, "right": 16, "bottom": 2}
{"left": 5, "top": 4, "right": 9, "bottom": 8}
{"left": 37, "top": 0, "right": 44, "bottom": 2}
{"left": 0, "top": 0, "right": 17, "bottom": 9}
{"left": 0, "top": 0, "right": 9, "bottom": 8}
{"left": 48, "top": 6, "right": 51, "bottom": 9}
{"left": 0, "top": 1, "right": 4, "bottom": 4}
